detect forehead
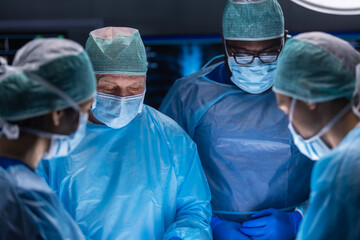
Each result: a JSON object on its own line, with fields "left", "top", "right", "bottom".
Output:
{"left": 96, "top": 74, "right": 145, "bottom": 85}
{"left": 226, "top": 38, "right": 282, "bottom": 51}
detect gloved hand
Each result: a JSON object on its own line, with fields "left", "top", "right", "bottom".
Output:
{"left": 240, "top": 209, "right": 302, "bottom": 240}
{"left": 211, "top": 216, "right": 251, "bottom": 240}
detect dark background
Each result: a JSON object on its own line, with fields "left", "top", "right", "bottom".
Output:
{"left": 1, "top": 0, "right": 359, "bottom": 108}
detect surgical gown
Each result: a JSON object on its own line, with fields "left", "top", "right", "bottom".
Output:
{"left": 297, "top": 124, "right": 360, "bottom": 240}
{"left": 37, "top": 105, "right": 212, "bottom": 240}
{"left": 160, "top": 59, "right": 314, "bottom": 222}
{"left": 0, "top": 157, "right": 85, "bottom": 240}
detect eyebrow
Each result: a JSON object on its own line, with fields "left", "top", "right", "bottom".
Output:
{"left": 98, "top": 78, "right": 144, "bottom": 87}
{"left": 228, "top": 42, "right": 281, "bottom": 52}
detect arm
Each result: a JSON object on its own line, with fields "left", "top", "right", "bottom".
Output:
{"left": 159, "top": 81, "right": 189, "bottom": 134}
{"left": 296, "top": 174, "right": 357, "bottom": 240}
{"left": 163, "top": 144, "right": 212, "bottom": 240}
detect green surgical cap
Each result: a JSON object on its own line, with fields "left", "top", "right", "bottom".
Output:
{"left": 273, "top": 32, "right": 360, "bottom": 103}
{"left": 222, "top": 0, "right": 284, "bottom": 41}
{"left": 85, "top": 27, "right": 148, "bottom": 75}
{"left": 0, "top": 38, "right": 96, "bottom": 121}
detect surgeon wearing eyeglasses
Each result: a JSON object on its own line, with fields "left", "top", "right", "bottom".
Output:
{"left": 160, "top": 0, "right": 314, "bottom": 239}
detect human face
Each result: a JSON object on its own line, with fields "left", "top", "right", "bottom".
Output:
{"left": 275, "top": 93, "right": 323, "bottom": 139}
{"left": 96, "top": 74, "right": 146, "bottom": 97}
{"left": 224, "top": 36, "right": 285, "bottom": 75}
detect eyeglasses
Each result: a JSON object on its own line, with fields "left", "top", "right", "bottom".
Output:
{"left": 228, "top": 48, "right": 282, "bottom": 65}
{"left": 226, "top": 41, "right": 283, "bottom": 65}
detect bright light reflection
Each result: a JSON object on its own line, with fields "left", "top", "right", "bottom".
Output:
{"left": 291, "top": 0, "right": 360, "bottom": 15}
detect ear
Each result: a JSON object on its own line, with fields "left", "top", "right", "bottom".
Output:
{"left": 284, "top": 30, "right": 288, "bottom": 43}
{"left": 51, "top": 110, "right": 65, "bottom": 127}
{"left": 221, "top": 34, "right": 230, "bottom": 57}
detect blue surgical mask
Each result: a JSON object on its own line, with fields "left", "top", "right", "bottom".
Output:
{"left": 288, "top": 99, "right": 351, "bottom": 161}
{"left": 22, "top": 112, "right": 89, "bottom": 160}
{"left": 92, "top": 91, "right": 145, "bottom": 129}
{"left": 226, "top": 50, "right": 277, "bottom": 94}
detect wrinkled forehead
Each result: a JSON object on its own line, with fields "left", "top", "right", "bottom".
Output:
{"left": 96, "top": 74, "right": 146, "bottom": 85}
{"left": 226, "top": 37, "right": 283, "bottom": 51}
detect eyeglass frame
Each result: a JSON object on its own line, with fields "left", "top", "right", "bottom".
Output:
{"left": 225, "top": 34, "right": 287, "bottom": 65}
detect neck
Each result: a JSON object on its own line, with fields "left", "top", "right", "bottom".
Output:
{"left": 0, "top": 132, "right": 50, "bottom": 170}
{"left": 323, "top": 110, "right": 360, "bottom": 149}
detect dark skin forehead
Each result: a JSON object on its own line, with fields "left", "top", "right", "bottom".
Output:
{"left": 226, "top": 38, "right": 283, "bottom": 53}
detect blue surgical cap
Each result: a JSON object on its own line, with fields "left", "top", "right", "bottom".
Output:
{"left": 273, "top": 32, "right": 360, "bottom": 103}
{"left": 222, "top": 0, "right": 285, "bottom": 41}
{"left": 85, "top": 27, "right": 148, "bottom": 75}
{"left": 0, "top": 38, "right": 96, "bottom": 121}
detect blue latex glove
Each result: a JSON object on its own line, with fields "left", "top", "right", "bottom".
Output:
{"left": 212, "top": 216, "right": 251, "bottom": 240}
{"left": 169, "top": 238, "right": 182, "bottom": 240}
{"left": 240, "top": 209, "right": 302, "bottom": 240}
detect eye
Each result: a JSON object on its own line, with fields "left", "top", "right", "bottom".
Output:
{"left": 129, "top": 86, "right": 141, "bottom": 91}
{"left": 97, "top": 85, "right": 117, "bottom": 93}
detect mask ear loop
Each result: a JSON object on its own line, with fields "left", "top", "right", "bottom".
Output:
{"left": 352, "top": 93, "right": 360, "bottom": 118}
{"left": 289, "top": 98, "right": 297, "bottom": 123}
{"left": 352, "top": 65, "right": 360, "bottom": 118}
{"left": 224, "top": 40, "right": 231, "bottom": 58}
{"left": 291, "top": 98, "right": 352, "bottom": 143}
{"left": 315, "top": 103, "right": 352, "bottom": 138}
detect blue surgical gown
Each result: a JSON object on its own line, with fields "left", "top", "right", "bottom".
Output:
{"left": 0, "top": 157, "right": 85, "bottom": 240}
{"left": 297, "top": 124, "right": 360, "bottom": 240}
{"left": 37, "top": 105, "right": 212, "bottom": 240}
{"left": 160, "top": 60, "right": 314, "bottom": 222}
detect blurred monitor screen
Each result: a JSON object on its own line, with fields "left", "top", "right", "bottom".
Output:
{"left": 0, "top": 33, "right": 67, "bottom": 64}
{"left": 0, "top": 32, "right": 359, "bottom": 110}
{"left": 144, "top": 32, "right": 360, "bottom": 109}
{"left": 144, "top": 35, "right": 224, "bottom": 109}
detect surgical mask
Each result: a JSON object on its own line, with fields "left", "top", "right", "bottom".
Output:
{"left": 288, "top": 99, "right": 352, "bottom": 161}
{"left": 22, "top": 112, "right": 89, "bottom": 160}
{"left": 92, "top": 91, "right": 145, "bottom": 129}
{"left": 226, "top": 49, "right": 277, "bottom": 94}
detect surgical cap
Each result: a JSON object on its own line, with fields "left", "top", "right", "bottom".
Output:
{"left": 273, "top": 32, "right": 360, "bottom": 103}
{"left": 222, "top": 0, "right": 284, "bottom": 41}
{"left": 352, "top": 64, "right": 360, "bottom": 117}
{"left": 0, "top": 38, "right": 96, "bottom": 121}
{"left": 85, "top": 27, "right": 147, "bottom": 75}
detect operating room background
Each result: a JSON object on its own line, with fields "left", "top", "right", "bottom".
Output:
{"left": 1, "top": 0, "right": 360, "bottom": 108}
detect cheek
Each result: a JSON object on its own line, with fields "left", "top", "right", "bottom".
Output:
{"left": 292, "top": 110, "right": 319, "bottom": 139}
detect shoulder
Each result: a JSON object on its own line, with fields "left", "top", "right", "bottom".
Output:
{"left": 169, "top": 64, "right": 224, "bottom": 96}
{"left": 7, "top": 166, "right": 52, "bottom": 194}
{"left": 144, "top": 106, "right": 191, "bottom": 137}
{"left": 314, "top": 131, "right": 360, "bottom": 197}
{"left": 143, "top": 106, "right": 199, "bottom": 153}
